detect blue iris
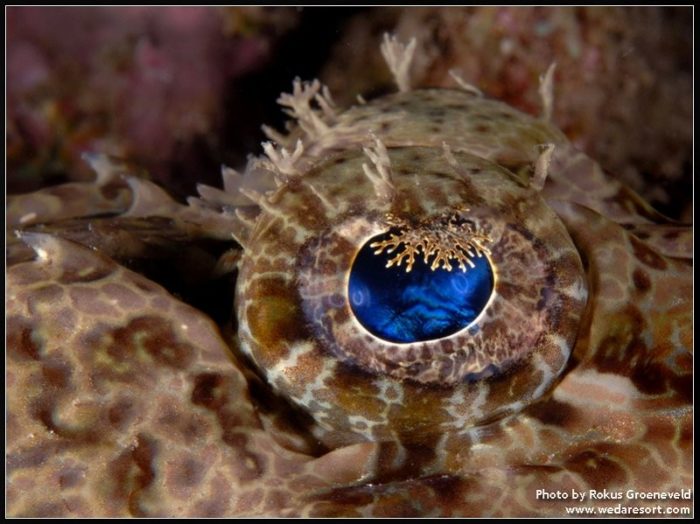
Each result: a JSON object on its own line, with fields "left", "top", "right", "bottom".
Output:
{"left": 348, "top": 233, "right": 494, "bottom": 343}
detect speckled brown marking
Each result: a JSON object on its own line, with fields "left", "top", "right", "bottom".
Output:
{"left": 629, "top": 234, "right": 668, "bottom": 270}
{"left": 525, "top": 397, "right": 577, "bottom": 428}
{"left": 564, "top": 447, "right": 629, "bottom": 491}
{"left": 7, "top": 316, "right": 43, "bottom": 361}
{"left": 632, "top": 267, "right": 652, "bottom": 293}
{"left": 108, "top": 434, "right": 157, "bottom": 516}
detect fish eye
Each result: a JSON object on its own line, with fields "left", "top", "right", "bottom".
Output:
{"left": 348, "top": 225, "right": 494, "bottom": 344}
{"left": 237, "top": 143, "right": 587, "bottom": 447}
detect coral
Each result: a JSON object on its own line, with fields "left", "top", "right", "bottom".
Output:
{"left": 7, "top": 6, "right": 298, "bottom": 195}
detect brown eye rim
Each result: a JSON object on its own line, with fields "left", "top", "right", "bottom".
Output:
{"left": 296, "top": 207, "right": 586, "bottom": 388}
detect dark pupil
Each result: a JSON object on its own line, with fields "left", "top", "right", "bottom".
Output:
{"left": 348, "top": 231, "right": 494, "bottom": 343}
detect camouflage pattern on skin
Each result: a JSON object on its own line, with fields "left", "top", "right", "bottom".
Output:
{"left": 6, "top": 35, "right": 692, "bottom": 516}
{"left": 237, "top": 144, "right": 587, "bottom": 448}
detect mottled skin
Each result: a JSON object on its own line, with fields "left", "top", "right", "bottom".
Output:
{"left": 6, "top": 38, "right": 692, "bottom": 517}
{"left": 238, "top": 143, "right": 586, "bottom": 448}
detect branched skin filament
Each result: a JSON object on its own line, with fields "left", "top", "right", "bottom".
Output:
{"left": 370, "top": 210, "right": 492, "bottom": 273}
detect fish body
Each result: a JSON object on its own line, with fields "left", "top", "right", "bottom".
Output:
{"left": 6, "top": 36, "right": 692, "bottom": 517}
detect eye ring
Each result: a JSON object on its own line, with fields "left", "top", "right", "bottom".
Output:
{"left": 297, "top": 207, "right": 564, "bottom": 386}
{"left": 238, "top": 146, "right": 587, "bottom": 445}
